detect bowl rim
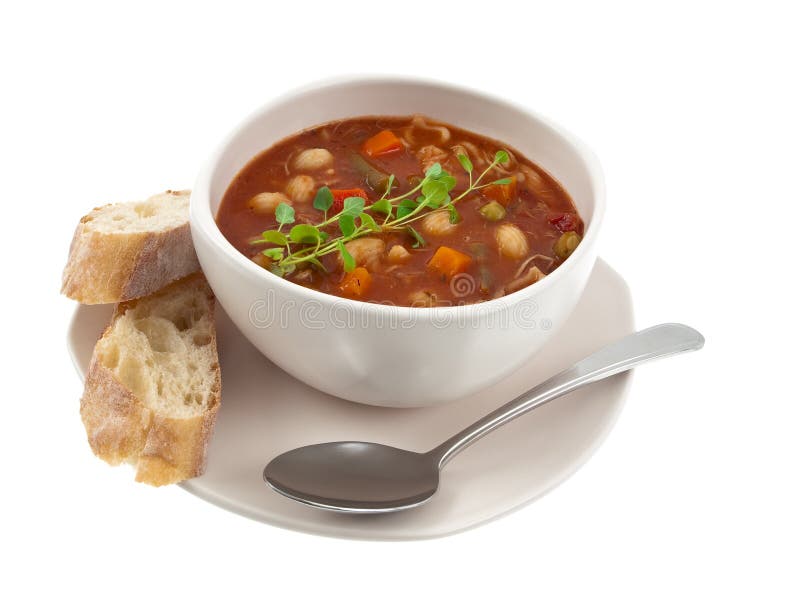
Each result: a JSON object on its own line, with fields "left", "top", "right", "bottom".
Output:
{"left": 190, "top": 75, "right": 605, "bottom": 318}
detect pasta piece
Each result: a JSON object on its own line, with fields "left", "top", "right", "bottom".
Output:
{"left": 421, "top": 210, "right": 457, "bottom": 236}
{"left": 495, "top": 223, "right": 529, "bottom": 260}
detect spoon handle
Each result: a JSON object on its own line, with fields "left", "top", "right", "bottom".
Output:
{"left": 431, "top": 323, "right": 704, "bottom": 467}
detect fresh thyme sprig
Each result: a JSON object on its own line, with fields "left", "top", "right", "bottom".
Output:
{"left": 251, "top": 150, "right": 511, "bottom": 276}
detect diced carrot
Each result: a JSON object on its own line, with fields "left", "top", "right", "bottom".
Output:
{"left": 428, "top": 246, "right": 472, "bottom": 279}
{"left": 482, "top": 178, "right": 517, "bottom": 206}
{"left": 362, "top": 130, "right": 403, "bottom": 157}
{"left": 330, "top": 188, "right": 368, "bottom": 213}
{"left": 339, "top": 267, "right": 373, "bottom": 297}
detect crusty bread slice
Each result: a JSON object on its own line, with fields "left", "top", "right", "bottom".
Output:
{"left": 62, "top": 190, "right": 200, "bottom": 304}
{"left": 80, "top": 274, "right": 221, "bottom": 486}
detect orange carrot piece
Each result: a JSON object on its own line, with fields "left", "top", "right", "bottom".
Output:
{"left": 428, "top": 246, "right": 472, "bottom": 279}
{"left": 482, "top": 177, "right": 517, "bottom": 206}
{"left": 339, "top": 267, "right": 373, "bottom": 297}
{"left": 362, "top": 130, "right": 403, "bottom": 157}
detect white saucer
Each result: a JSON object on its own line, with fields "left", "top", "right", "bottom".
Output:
{"left": 68, "top": 259, "right": 634, "bottom": 540}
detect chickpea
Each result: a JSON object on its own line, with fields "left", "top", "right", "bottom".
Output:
{"left": 341, "top": 237, "right": 386, "bottom": 271}
{"left": 286, "top": 175, "right": 315, "bottom": 203}
{"left": 387, "top": 245, "right": 411, "bottom": 263}
{"left": 293, "top": 148, "right": 334, "bottom": 172}
{"left": 248, "top": 192, "right": 290, "bottom": 214}
{"left": 554, "top": 231, "right": 581, "bottom": 259}
{"left": 421, "top": 210, "right": 457, "bottom": 237}
{"left": 495, "top": 223, "right": 529, "bottom": 260}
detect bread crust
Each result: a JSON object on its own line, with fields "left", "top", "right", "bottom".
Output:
{"left": 80, "top": 275, "right": 221, "bottom": 486}
{"left": 61, "top": 190, "right": 200, "bottom": 305}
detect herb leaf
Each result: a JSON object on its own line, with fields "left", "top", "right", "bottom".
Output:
{"left": 258, "top": 230, "right": 287, "bottom": 245}
{"left": 381, "top": 174, "right": 396, "bottom": 197}
{"left": 447, "top": 204, "right": 461, "bottom": 224}
{"left": 262, "top": 247, "right": 284, "bottom": 260}
{"left": 494, "top": 150, "right": 510, "bottom": 165}
{"left": 370, "top": 197, "right": 392, "bottom": 216}
{"left": 339, "top": 214, "right": 356, "bottom": 237}
{"left": 359, "top": 212, "right": 381, "bottom": 232}
{"left": 342, "top": 196, "right": 366, "bottom": 217}
{"left": 457, "top": 154, "right": 473, "bottom": 173}
{"left": 275, "top": 202, "right": 295, "bottom": 228}
{"left": 406, "top": 226, "right": 426, "bottom": 248}
{"left": 491, "top": 177, "right": 513, "bottom": 185}
{"left": 337, "top": 239, "right": 355, "bottom": 272}
{"left": 313, "top": 186, "right": 334, "bottom": 213}
{"left": 425, "top": 162, "right": 443, "bottom": 178}
{"left": 421, "top": 179, "right": 450, "bottom": 207}
{"left": 289, "top": 224, "right": 322, "bottom": 244}
{"left": 268, "top": 261, "right": 295, "bottom": 277}
{"left": 396, "top": 198, "right": 418, "bottom": 220}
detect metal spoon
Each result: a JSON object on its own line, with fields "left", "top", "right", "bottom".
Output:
{"left": 264, "top": 323, "right": 704, "bottom": 513}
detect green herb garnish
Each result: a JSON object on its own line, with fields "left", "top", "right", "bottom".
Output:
{"left": 251, "top": 150, "right": 511, "bottom": 274}
{"left": 275, "top": 202, "right": 295, "bottom": 231}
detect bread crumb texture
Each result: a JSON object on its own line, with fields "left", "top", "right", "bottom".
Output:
{"left": 80, "top": 275, "right": 221, "bottom": 485}
{"left": 83, "top": 190, "right": 191, "bottom": 234}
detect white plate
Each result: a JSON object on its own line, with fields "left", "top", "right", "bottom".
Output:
{"left": 68, "top": 259, "right": 634, "bottom": 540}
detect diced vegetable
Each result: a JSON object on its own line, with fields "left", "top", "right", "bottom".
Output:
{"left": 330, "top": 188, "right": 368, "bottom": 214}
{"left": 482, "top": 177, "right": 517, "bottom": 206}
{"left": 554, "top": 231, "right": 581, "bottom": 259}
{"left": 479, "top": 201, "right": 506, "bottom": 222}
{"left": 548, "top": 212, "right": 580, "bottom": 233}
{"left": 339, "top": 267, "right": 372, "bottom": 297}
{"left": 349, "top": 152, "right": 392, "bottom": 193}
{"left": 363, "top": 130, "right": 403, "bottom": 157}
{"left": 428, "top": 246, "right": 472, "bottom": 279}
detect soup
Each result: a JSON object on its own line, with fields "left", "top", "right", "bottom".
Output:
{"left": 216, "top": 115, "right": 584, "bottom": 307}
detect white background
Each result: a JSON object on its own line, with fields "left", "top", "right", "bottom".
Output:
{"left": 1, "top": 1, "right": 797, "bottom": 598}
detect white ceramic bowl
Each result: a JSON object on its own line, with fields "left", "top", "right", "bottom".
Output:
{"left": 190, "top": 77, "right": 605, "bottom": 407}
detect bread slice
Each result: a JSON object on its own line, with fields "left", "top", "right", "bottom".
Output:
{"left": 80, "top": 274, "right": 221, "bottom": 486}
{"left": 62, "top": 190, "right": 200, "bottom": 304}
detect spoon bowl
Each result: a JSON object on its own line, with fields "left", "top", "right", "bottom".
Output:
{"left": 264, "top": 442, "right": 440, "bottom": 512}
